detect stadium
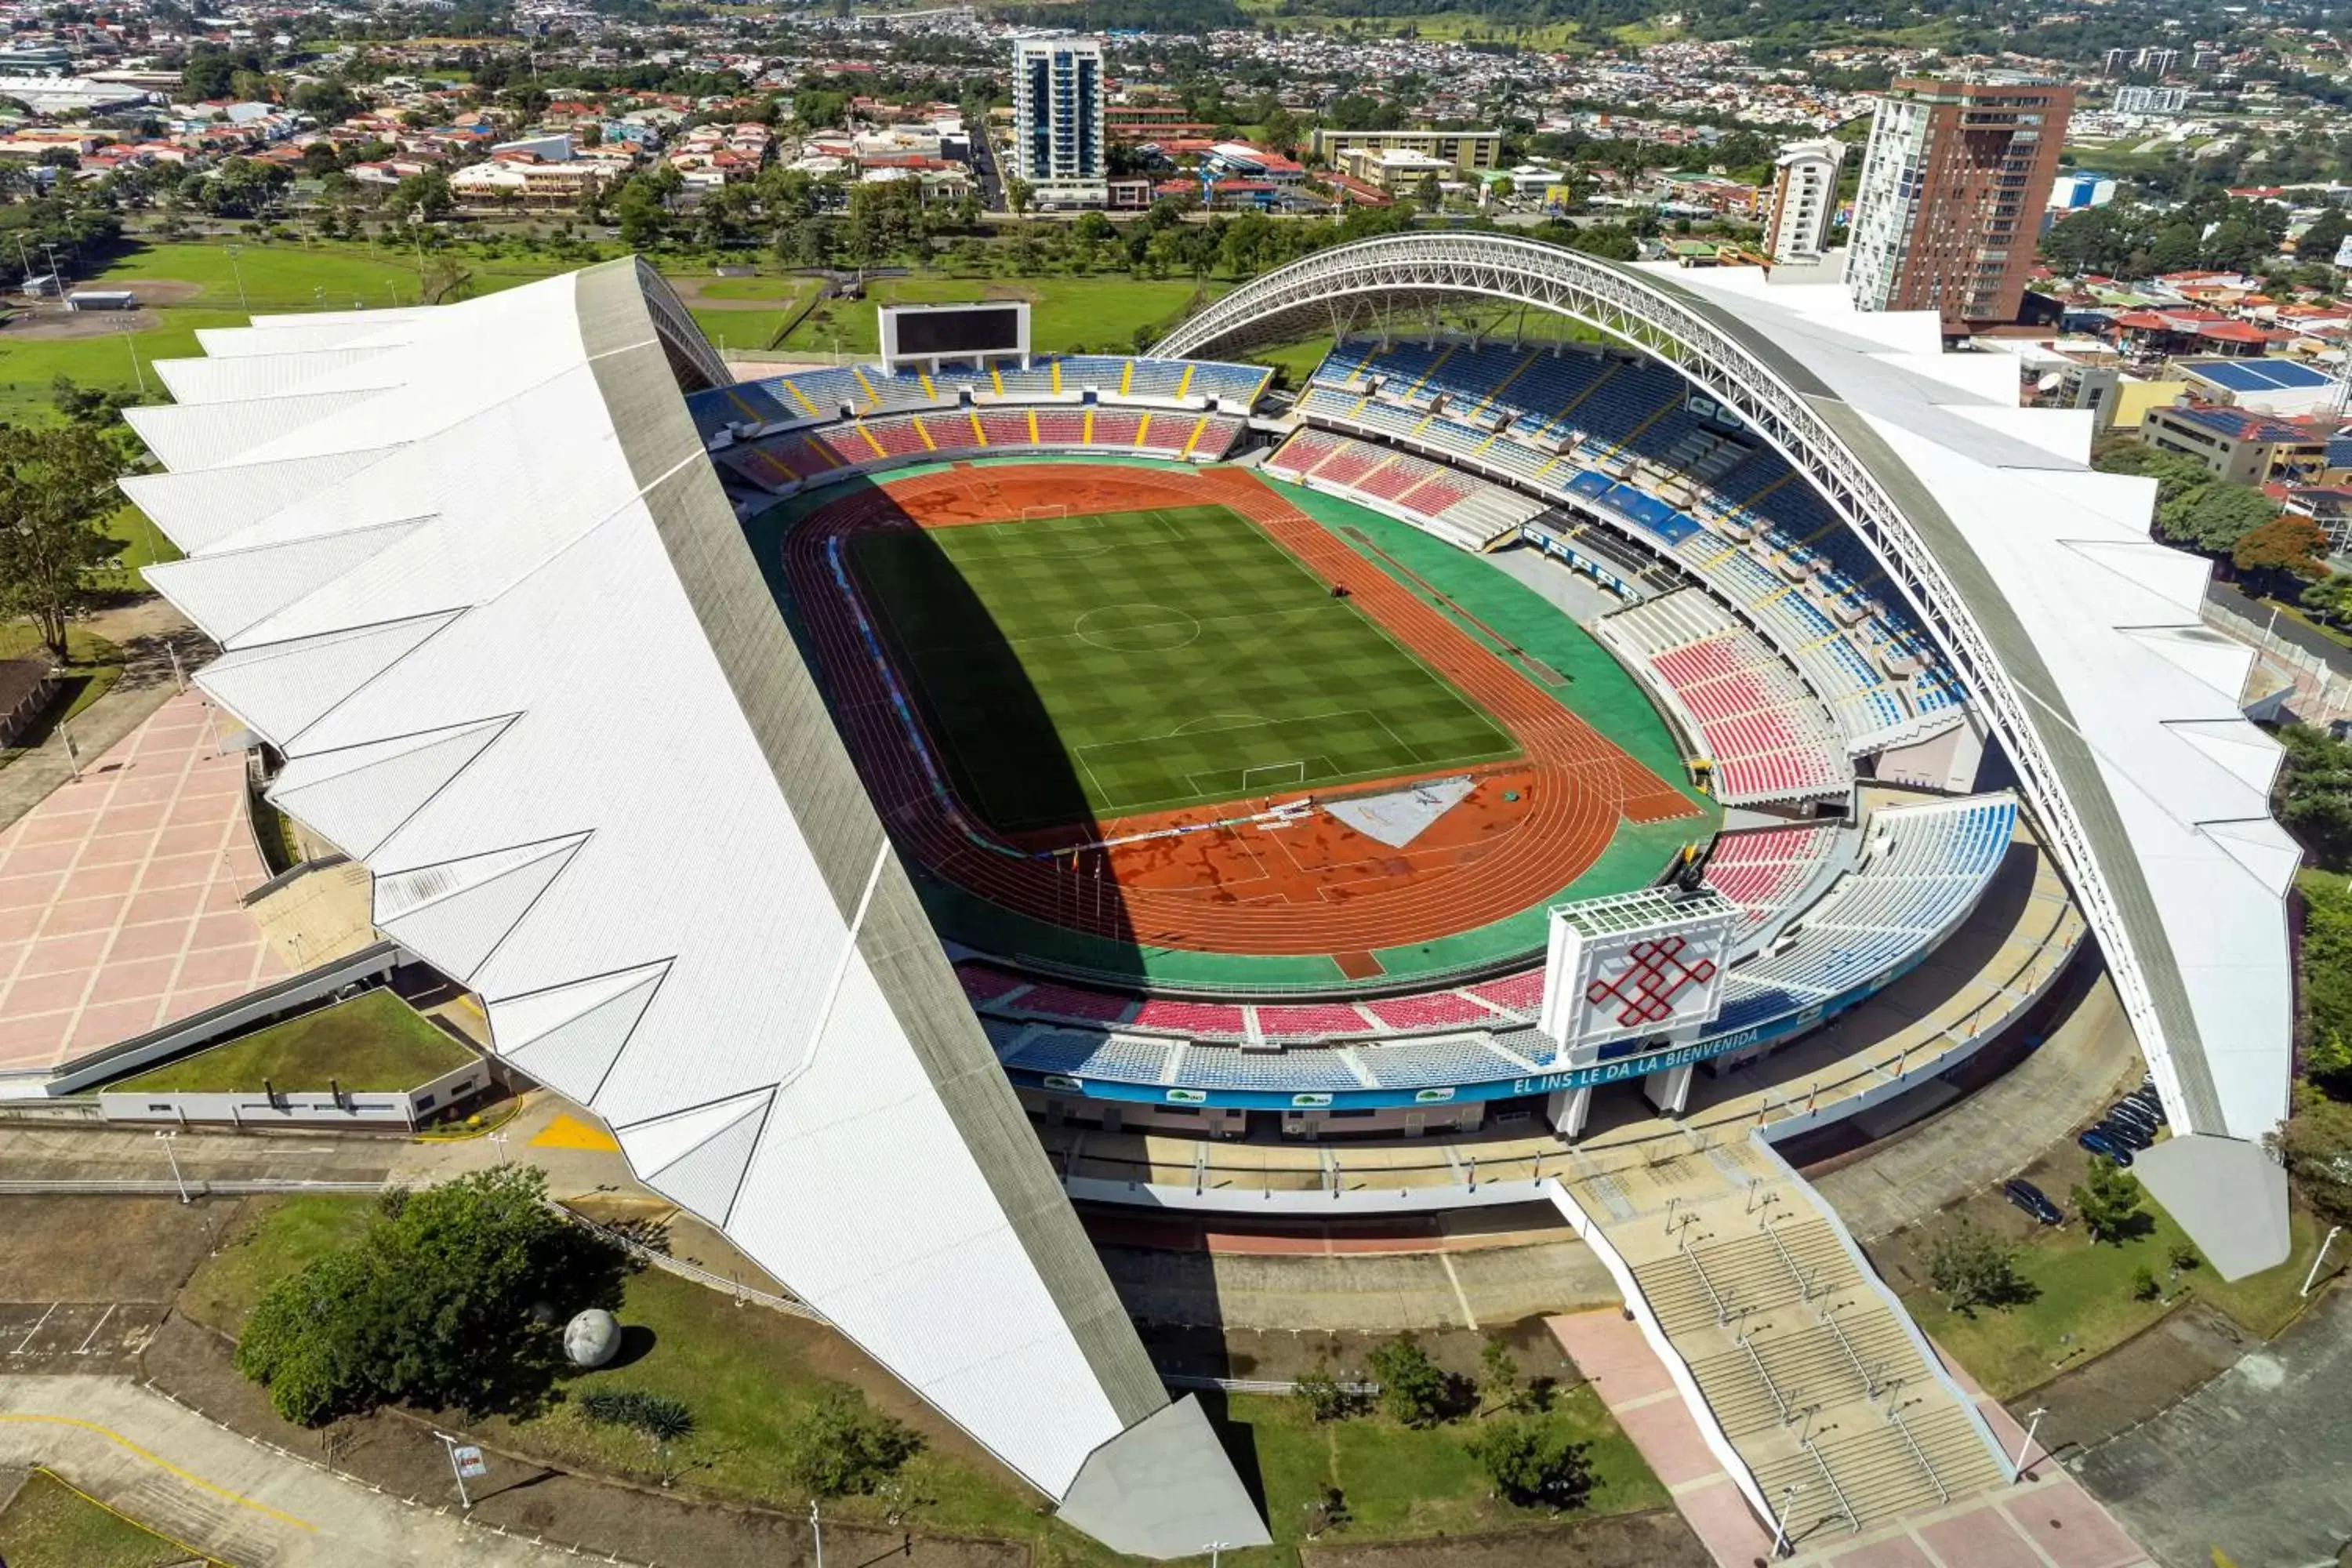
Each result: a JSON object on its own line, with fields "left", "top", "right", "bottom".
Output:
{"left": 108, "top": 236, "right": 2296, "bottom": 1557}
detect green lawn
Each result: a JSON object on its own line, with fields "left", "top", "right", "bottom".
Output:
{"left": 178, "top": 1193, "right": 379, "bottom": 1333}
{"left": 781, "top": 274, "right": 1207, "bottom": 358}
{"left": 688, "top": 307, "right": 793, "bottom": 352}
{"left": 114, "top": 989, "right": 475, "bottom": 1095}
{"left": 0, "top": 1472, "right": 202, "bottom": 1568}
{"left": 851, "top": 503, "right": 1517, "bottom": 829}
{"left": 89, "top": 239, "right": 579, "bottom": 314}
{"left": 181, "top": 1196, "right": 1670, "bottom": 1566}
{"left": 1903, "top": 1196, "right": 2326, "bottom": 1399}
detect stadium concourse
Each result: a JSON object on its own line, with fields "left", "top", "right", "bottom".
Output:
{"left": 58, "top": 237, "right": 2292, "bottom": 1561}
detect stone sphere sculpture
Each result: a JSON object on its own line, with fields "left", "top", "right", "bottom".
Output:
{"left": 564, "top": 1308, "right": 621, "bottom": 1369}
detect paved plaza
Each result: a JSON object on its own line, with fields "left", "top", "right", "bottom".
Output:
{"left": 0, "top": 691, "right": 285, "bottom": 1074}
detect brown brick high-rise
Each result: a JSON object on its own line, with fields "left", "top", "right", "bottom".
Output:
{"left": 1844, "top": 75, "right": 2073, "bottom": 332}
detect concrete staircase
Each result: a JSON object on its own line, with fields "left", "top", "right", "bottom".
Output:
{"left": 1557, "top": 1131, "right": 2009, "bottom": 1552}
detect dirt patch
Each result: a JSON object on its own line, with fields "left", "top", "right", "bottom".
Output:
{"left": 0, "top": 305, "right": 165, "bottom": 339}
{"left": 0, "top": 1196, "right": 232, "bottom": 1301}
{"left": 140, "top": 1315, "right": 1025, "bottom": 1568}
{"left": 1301, "top": 1508, "right": 1708, "bottom": 1567}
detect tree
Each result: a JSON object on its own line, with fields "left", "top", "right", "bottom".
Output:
{"left": 2233, "top": 514, "right": 2328, "bottom": 584}
{"left": 234, "top": 1166, "right": 626, "bottom": 1425}
{"left": 780, "top": 1385, "right": 920, "bottom": 1497}
{"left": 1294, "top": 1357, "right": 1352, "bottom": 1422}
{"left": 1005, "top": 176, "right": 1033, "bottom": 222}
{"left": 390, "top": 168, "right": 454, "bottom": 221}
{"left": 1465, "top": 1416, "right": 1593, "bottom": 1510}
{"left": 1478, "top": 1336, "right": 1523, "bottom": 1414}
{"left": 2070, "top": 1155, "right": 2147, "bottom": 1244}
{"left": 1926, "top": 1221, "right": 2027, "bottom": 1315}
{"left": 2130, "top": 1265, "right": 2160, "bottom": 1301}
{"left": 421, "top": 256, "right": 475, "bottom": 305}
{"left": 1261, "top": 105, "right": 1301, "bottom": 155}
{"left": 2270, "top": 1083, "right": 2352, "bottom": 1225}
{"left": 0, "top": 424, "right": 126, "bottom": 659}
{"left": 1368, "top": 1331, "right": 1450, "bottom": 1427}
{"left": 2163, "top": 480, "right": 2281, "bottom": 554}
{"left": 2276, "top": 723, "right": 2352, "bottom": 874}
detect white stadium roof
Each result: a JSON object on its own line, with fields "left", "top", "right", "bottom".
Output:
{"left": 122, "top": 260, "right": 1267, "bottom": 1561}
{"left": 1160, "top": 234, "right": 2296, "bottom": 1149}
{"left": 116, "top": 241, "right": 2300, "bottom": 1542}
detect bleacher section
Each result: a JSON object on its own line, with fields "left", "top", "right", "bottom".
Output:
{"left": 974, "top": 793, "right": 2012, "bottom": 1098}
{"left": 1292, "top": 339, "right": 1969, "bottom": 758}
{"left": 1708, "top": 793, "right": 2016, "bottom": 1037}
{"left": 686, "top": 353, "right": 1272, "bottom": 445}
{"left": 1264, "top": 427, "right": 1544, "bottom": 552}
{"left": 1701, "top": 822, "right": 1844, "bottom": 950}
{"left": 710, "top": 409, "right": 1247, "bottom": 500}
{"left": 1596, "top": 590, "right": 1851, "bottom": 806}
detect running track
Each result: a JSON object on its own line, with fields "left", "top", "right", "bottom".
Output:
{"left": 780, "top": 463, "right": 1697, "bottom": 961}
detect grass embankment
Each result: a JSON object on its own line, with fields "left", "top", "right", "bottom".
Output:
{"left": 0, "top": 1470, "right": 212, "bottom": 1568}
{"left": 115, "top": 989, "right": 475, "bottom": 1096}
{"left": 780, "top": 274, "right": 1209, "bottom": 358}
{"left": 184, "top": 1196, "right": 1670, "bottom": 1566}
{"left": 1890, "top": 1151, "right": 2328, "bottom": 1399}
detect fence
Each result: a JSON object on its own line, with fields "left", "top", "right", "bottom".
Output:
{"left": 2203, "top": 597, "right": 2352, "bottom": 724}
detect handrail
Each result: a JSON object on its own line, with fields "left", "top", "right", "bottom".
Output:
{"left": 1886, "top": 1405, "right": 1951, "bottom": 1505}
{"left": 1802, "top": 1436, "right": 1860, "bottom": 1534}
{"left": 1817, "top": 1302, "right": 1881, "bottom": 1401}
{"left": 1737, "top": 1334, "right": 1792, "bottom": 1426}
{"left": 1680, "top": 1234, "right": 1733, "bottom": 1328}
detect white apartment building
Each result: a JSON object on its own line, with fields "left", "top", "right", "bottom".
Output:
{"left": 1010, "top": 34, "right": 1106, "bottom": 209}
{"left": 1763, "top": 139, "right": 1846, "bottom": 263}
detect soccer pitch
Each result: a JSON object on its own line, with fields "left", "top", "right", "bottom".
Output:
{"left": 851, "top": 505, "right": 1519, "bottom": 831}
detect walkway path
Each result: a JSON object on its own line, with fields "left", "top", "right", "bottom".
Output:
{"left": 0, "top": 601, "right": 210, "bottom": 832}
{"left": 0, "top": 1374, "right": 581, "bottom": 1566}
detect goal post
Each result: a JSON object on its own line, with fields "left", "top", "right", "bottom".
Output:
{"left": 1240, "top": 760, "right": 1308, "bottom": 792}
{"left": 1022, "top": 503, "right": 1071, "bottom": 521}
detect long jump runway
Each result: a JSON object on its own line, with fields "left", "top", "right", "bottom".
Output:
{"left": 781, "top": 463, "right": 1697, "bottom": 962}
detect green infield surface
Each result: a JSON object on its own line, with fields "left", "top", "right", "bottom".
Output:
{"left": 851, "top": 504, "right": 1518, "bottom": 830}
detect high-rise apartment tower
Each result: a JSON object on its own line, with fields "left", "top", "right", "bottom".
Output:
{"left": 1843, "top": 75, "right": 2073, "bottom": 331}
{"left": 1762, "top": 139, "right": 1848, "bottom": 263}
{"left": 1011, "top": 34, "right": 1106, "bottom": 210}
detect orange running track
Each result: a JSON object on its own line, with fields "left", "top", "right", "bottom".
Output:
{"left": 782, "top": 463, "right": 1698, "bottom": 962}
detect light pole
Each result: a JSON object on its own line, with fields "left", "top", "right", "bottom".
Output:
{"left": 122, "top": 323, "right": 146, "bottom": 396}
{"left": 488, "top": 1128, "right": 510, "bottom": 1166}
{"left": 154, "top": 1130, "right": 188, "bottom": 1203}
{"left": 2010, "top": 1406, "right": 2049, "bottom": 1483}
{"left": 1205, "top": 1543, "right": 1228, "bottom": 1567}
{"left": 1768, "top": 1483, "right": 1801, "bottom": 1558}
{"left": 223, "top": 243, "right": 247, "bottom": 310}
{"left": 808, "top": 1499, "right": 824, "bottom": 1567}
{"left": 2302, "top": 1225, "right": 2342, "bottom": 1298}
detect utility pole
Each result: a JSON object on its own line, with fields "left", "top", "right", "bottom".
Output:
{"left": 154, "top": 1130, "right": 187, "bottom": 1203}
{"left": 808, "top": 1499, "right": 825, "bottom": 1567}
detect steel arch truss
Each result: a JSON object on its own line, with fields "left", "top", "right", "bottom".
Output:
{"left": 1156, "top": 232, "right": 2214, "bottom": 1135}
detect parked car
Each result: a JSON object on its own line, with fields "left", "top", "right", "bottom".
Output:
{"left": 2079, "top": 1127, "right": 2135, "bottom": 1166}
{"left": 2096, "top": 1116, "right": 2154, "bottom": 1152}
{"left": 2125, "top": 1089, "right": 2167, "bottom": 1125}
{"left": 2105, "top": 1100, "right": 2159, "bottom": 1135}
{"left": 2004, "top": 1178, "right": 2063, "bottom": 1225}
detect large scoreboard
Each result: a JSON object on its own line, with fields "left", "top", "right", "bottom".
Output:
{"left": 1538, "top": 885, "right": 1738, "bottom": 1061}
{"left": 879, "top": 300, "right": 1031, "bottom": 371}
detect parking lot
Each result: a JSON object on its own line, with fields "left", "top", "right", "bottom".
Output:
{"left": 0, "top": 1299, "right": 169, "bottom": 1370}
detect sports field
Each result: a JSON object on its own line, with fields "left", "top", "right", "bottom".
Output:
{"left": 851, "top": 504, "right": 1517, "bottom": 831}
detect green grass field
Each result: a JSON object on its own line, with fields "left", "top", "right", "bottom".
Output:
{"left": 0, "top": 1472, "right": 198, "bottom": 1568}
{"left": 115, "top": 989, "right": 475, "bottom": 1094}
{"left": 853, "top": 503, "right": 1516, "bottom": 830}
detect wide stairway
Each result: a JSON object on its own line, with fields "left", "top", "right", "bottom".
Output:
{"left": 1563, "top": 1134, "right": 2009, "bottom": 1548}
